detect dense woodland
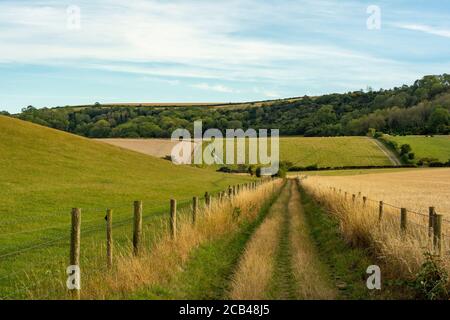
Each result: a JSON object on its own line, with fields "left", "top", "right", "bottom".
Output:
{"left": 5, "top": 74, "right": 450, "bottom": 138}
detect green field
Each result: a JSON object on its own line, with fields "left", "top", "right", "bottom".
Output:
{"left": 386, "top": 135, "right": 450, "bottom": 162}
{"left": 201, "top": 136, "right": 392, "bottom": 168}
{"left": 0, "top": 116, "right": 251, "bottom": 299}
{"left": 288, "top": 168, "right": 420, "bottom": 177}
{"left": 279, "top": 137, "right": 392, "bottom": 167}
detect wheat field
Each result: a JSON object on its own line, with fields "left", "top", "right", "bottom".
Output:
{"left": 300, "top": 169, "right": 450, "bottom": 280}
{"left": 300, "top": 168, "right": 450, "bottom": 217}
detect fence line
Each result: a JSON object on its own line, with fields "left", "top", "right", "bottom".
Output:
{"left": 0, "top": 179, "right": 274, "bottom": 299}
{"left": 320, "top": 183, "right": 449, "bottom": 225}
{"left": 316, "top": 182, "right": 450, "bottom": 244}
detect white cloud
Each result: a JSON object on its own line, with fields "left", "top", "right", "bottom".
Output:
{"left": 0, "top": 0, "right": 449, "bottom": 107}
{"left": 192, "top": 83, "right": 237, "bottom": 93}
{"left": 396, "top": 23, "right": 450, "bottom": 38}
{"left": 0, "top": 0, "right": 404, "bottom": 84}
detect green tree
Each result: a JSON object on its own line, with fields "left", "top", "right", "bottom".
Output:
{"left": 89, "top": 119, "right": 111, "bottom": 137}
{"left": 428, "top": 107, "right": 449, "bottom": 132}
{"left": 400, "top": 144, "right": 412, "bottom": 155}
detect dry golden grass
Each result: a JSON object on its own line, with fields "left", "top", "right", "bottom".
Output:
{"left": 288, "top": 180, "right": 336, "bottom": 299}
{"left": 302, "top": 168, "right": 450, "bottom": 217}
{"left": 228, "top": 183, "right": 288, "bottom": 300}
{"left": 77, "top": 179, "right": 283, "bottom": 299}
{"left": 301, "top": 174, "right": 450, "bottom": 281}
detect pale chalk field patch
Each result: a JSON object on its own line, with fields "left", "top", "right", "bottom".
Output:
{"left": 97, "top": 138, "right": 199, "bottom": 159}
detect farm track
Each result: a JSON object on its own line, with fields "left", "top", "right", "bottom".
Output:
{"left": 229, "top": 180, "right": 336, "bottom": 300}
{"left": 370, "top": 137, "right": 401, "bottom": 166}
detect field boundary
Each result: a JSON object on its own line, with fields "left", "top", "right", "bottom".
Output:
{"left": 0, "top": 179, "right": 276, "bottom": 300}
{"left": 369, "top": 137, "right": 401, "bottom": 166}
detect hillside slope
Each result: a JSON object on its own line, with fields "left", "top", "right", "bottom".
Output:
{"left": 0, "top": 116, "right": 247, "bottom": 219}
{"left": 0, "top": 116, "right": 251, "bottom": 298}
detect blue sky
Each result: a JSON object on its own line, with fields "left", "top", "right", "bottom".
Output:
{"left": 1, "top": 0, "right": 450, "bottom": 113}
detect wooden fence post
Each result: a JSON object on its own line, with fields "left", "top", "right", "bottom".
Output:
{"left": 133, "top": 201, "right": 142, "bottom": 256}
{"left": 170, "top": 199, "right": 177, "bottom": 239}
{"left": 106, "top": 208, "right": 113, "bottom": 269}
{"left": 400, "top": 208, "right": 408, "bottom": 233}
{"left": 192, "top": 197, "right": 198, "bottom": 225}
{"left": 378, "top": 201, "right": 383, "bottom": 222}
{"left": 433, "top": 214, "right": 442, "bottom": 256}
{"left": 228, "top": 186, "right": 233, "bottom": 198}
{"left": 363, "top": 196, "right": 367, "bottom": 207}
{"left": 205, "top": 192, "right": 210, "bottom": 207}
{"left": 352, "top": 194, "right": 356, "bottom": 203}
{"left": 428, "top": 207, "right": 435, "bottom": 240}
{"left": 70, "top": 208, "right": 81, "bottom": 300}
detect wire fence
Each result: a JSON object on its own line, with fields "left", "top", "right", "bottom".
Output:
{"left": 317, "top": 183, "right": 450, "bottom": 239}
{"left": 0, "top": 180, "right": 268, "bottom": 299}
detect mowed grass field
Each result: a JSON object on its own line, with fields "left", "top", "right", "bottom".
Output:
{"left": 279, "top": 137, "right": 392, "bottom": 167}
{"left": 100, "top": 136, "right": 393, "bottom": 168}
{"left": 0, "top": 116, "right": 252, "bottom": 299}
{"left": 386, "top": 135, "right": 450, "bottom": 162}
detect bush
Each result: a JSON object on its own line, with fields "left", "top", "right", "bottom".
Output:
{"left": 255, "top": 167, "right": 262, "bottom": 178}
{"left": 275, "top": 168, "right": 287, "bottom": 178}
{"left": 417, "top": 157, "right": 439, "bottom": 166}
{"left": 400, "top": 154, "right": 410, "bottom": 163}
{"left": 373, "top": 131, "right": 383, "bottom": 139}
{"left": 400, "top": 144, "right": 412, "bottom": 155}
{"left": 305, "top": 164, "right": 318, "bottom": 171}
{"left": 408, "top": 152, "right": 415, "bottom": 160}
{"left": 217, "top": 166, "right": 232, "bottom": 173}
{"left": 407, "top": 253, "right": 449, "bottom": 300}
{"left": 429, "top": 161, "right": 446, "bottom": 167}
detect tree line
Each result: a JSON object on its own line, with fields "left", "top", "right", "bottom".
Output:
{"left": 8, "top": 74, "right": 450, "bottom": 138}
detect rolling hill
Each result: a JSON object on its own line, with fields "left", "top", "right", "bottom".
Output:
{"left": 0, "top": 115, "right": 251, "bottom": 298}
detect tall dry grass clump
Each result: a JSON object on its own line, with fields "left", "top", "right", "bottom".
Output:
{"left": 81, "top": 179, "right": 283, "bottom": 299}
{"left": 301, "top": 177, "right": 450, "bottom": 281}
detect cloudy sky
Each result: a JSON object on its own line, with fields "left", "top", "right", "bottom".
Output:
{"left": 1, "top": 0, "right": 449, "bottom": 113}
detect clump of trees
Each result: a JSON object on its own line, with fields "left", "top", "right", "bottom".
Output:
{"left": 15, "top": 74, "right": 450, "bottom": 138}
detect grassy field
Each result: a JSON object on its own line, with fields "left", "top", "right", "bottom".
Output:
{"left": 386, "top": 135, "right": 450, "bottom": 162}
{"left": 0, "top": 115, "right": 252, "bottom": 299}
{"left": 288, "top": 168, "right": 419, "bottom": 177}
{"left": 100, "top": 136, "right": 393, "bottom": 169}
{"left": 279, "top": 137, "right": 392, "bottom": 167}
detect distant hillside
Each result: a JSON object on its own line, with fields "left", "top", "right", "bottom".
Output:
{"left": 8, "top": 74, "right": 450, "bottom": 137}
